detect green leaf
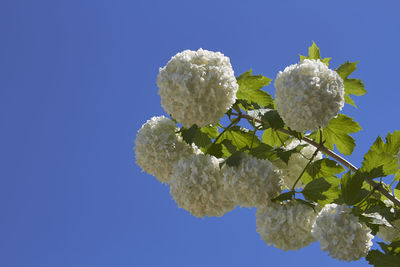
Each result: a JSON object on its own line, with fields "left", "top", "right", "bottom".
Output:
{"left": 336, "top": 61, "right": 358, "bottom": 79}
{"left": 275, "top": 144, "right": 306, "bottom": 164}
{"left": 343, "top": 79, "right": 367, "bottom": 96}
{"left": 181, "top": 125, "right": 199, "bottom": 144}
{"left": 249, "top": 143, "right": 273, "bottom": 160}
{"left": 217, "top": 126, "right": 260, "bottom": 150}
{"left": 299, "top": 42, "right": 331, "bottom": 66}
{"left": 303, "top": 158, "right": 345, "bottom": 182}
{"left": 193, "top": 130, "right": 212, "bottom": 148}
{"left": 259, "top": 109, "right": 284, "bottom": 129}
{"left": 336, "top": 61, "right": 367, "bottom": 107}
{"left": 302, "top": 178, "right": 331, "bottom": 202}
{"left": 200, "top": 125, "right": 219, "bottom": 139}
{"left": 262, "top": 128, "right": 289, "bottom": 147}
{"left": 341, "top": 171, "right": 369, "bottom": 205}
{"left": 361, "top": 132, "right": 400, "bottom": 177}
{"left": 226, "top": 151, "right": 245, "bottom": 167}
{"left": 236, "top": 70, "right": 273, "bottom": 108}
{"left": 207, "top": 143, "right": 223, "bottom": 158}
{"left": 344, "top": 94, "right": 357, "bottom": 107}
{"left": 181, "top": 125, "right": 213, "bottom": 150}
{"left": 366, "top": 250, "right": 400, "bottom": 267}
{"left": 310, "top": 114, "right": 362, "bottom": 155}
{"left": 302, "top": 177, "right": 341, "bottom": 206}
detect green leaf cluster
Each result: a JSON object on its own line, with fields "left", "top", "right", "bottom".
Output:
{"left": 310, "top": 114, "right": 362, "bottom": 156}
{"left": 361, "top": 131, "right": 400, "bottom": 179}
{"left": 367, "top": 240, "right": 400, "bottom": 267}
{"left": 235, "top": 70, "right": 273, "bottom": 110}
{"left": 336, "top": 61, "right": 367, "bottom": 107}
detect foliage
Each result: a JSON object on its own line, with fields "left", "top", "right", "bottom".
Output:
{"left": 135, "top": 42, "right": 400, "bottom": 266}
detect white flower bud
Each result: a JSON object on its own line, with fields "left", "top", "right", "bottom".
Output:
{"left": 157, "top": 49, "right": 238, "bottom": 128}
{"left": 274, "top": 59, "right": 345, "bottom": 132}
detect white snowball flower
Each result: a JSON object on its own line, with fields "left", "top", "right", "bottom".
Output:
{"left": 222, "top": 154, "right": 282, "bottom": 208}
{"left": 169, "top": 154, "right": 236, "bottom": 218}
{"left": 312, "top": 204, "right": 373, "bottom": 262}
{"left": 134, "top": 116, "right": 198, "bottom": 183}
{"left": 157, "top": 48, "right": 238, "bottom": 128}
{"left": 256, "top": 201, "right": 318, "bottom": 251}
{"left": 274, "top": 139, "right": 322, "bottom": 189}
{"left": 274, "top": 59, "right": 345, "bottom": 132}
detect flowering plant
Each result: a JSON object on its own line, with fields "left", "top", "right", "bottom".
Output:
{"left": 134, "top": 43, "right": 400, "bottom": 265}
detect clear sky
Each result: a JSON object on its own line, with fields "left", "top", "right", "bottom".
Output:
{"left": 1, "top": 0, "right": 400, "bottom": 266}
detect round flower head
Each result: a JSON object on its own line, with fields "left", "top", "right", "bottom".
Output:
{"left": 274, "top": 139, "right": 322, "bottom": 189}
{"left": 157, "top": 48, "right": 238, "bottom": 128}
{"left": 274, "top": 59, "right": 345, "bottom": 132}
{"left": 222, "top": 154, "right": 282, "bottom": 208}
{"left": 134, "top": 116, "right": 198, "bottom": 183}
{"left": 256, "top": 201, "right": 317, "bottom": 251}
{"left": 311, "top": 204, "right": 373, "bottom": 262}
{"left": 169, "top": 154, "right": 236, "bottom": 218}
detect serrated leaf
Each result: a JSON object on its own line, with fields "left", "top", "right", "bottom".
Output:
{"left": 275, "top": 144, "right": 306, "bottom": 164}
{"left": 366, "top": 250, "right": 400, "bottom": 267}
{"left": 361, "top": 132, "right": 400, "bottom": 177}
{"left": 336, "top": 61, "right": 367, "bottom": 107}
{"left": 343, "top": 79, "right": 367, "bottom": 96}
{"left": 181, "top": 125, "right": 199, "bottom": 144}
{"left": 221, "top": 139, "right": 237, "bottom": 154}
{"left": 336, "top": 61, "right": 358, "bottom": 79}
{"left": 344, "top": 94, "right": 357, "bottom": 107}
{"left": 304, "top": 158, "right": 345, "bottom": 181}
{"left": 260, "top": 109, "right": 284, "bottom": 129}
{"left": 262, "top": 128, "right": 289, "bottom": 147}
{"left": 193, "top": 130, "right": 212, "bottom": 148}
{"left": 200, "top": 125, "right": 219, "bottom": 139}
{"left": 207, "top": 143, "right": 223, "bottom": 158}
{"left": 302, "top": 177, "right": 341, "bottom": 206}
{"left": 181, "top": 125, "right": 212, "bottom": 149}
{"left": 302, "top": 178, "right": 331, "bottom": 202}
{"left": 226, "top": 151, "right": 245, "bottom": 167}
{"left": 236, "top": 70, "right": 273, "bottom": 108}
{"left": 217, "top": 126, "right": 260, "bottom": 150}
{"left": 341, "top": 171, "right": 369, "bottom": 205}
{"left": 308, "top": 42, "right": 321, "bottom": 60}
{"left": 299, "top": 42, "right": 331, "bottom": 66}
{"left": 310, "top": 114, "right": 362, "bottom": 155}
{"left": 249, "top": 143, "right": 273, "bottom": 160}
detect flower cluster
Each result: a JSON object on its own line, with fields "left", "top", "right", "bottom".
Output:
{"left": 169, "top": 154, "right": 236, "bottom": 218}
{"left": 274, "top": 139, "right": 322, "bottom": 189}
{"left": 311, "top": 204, "right": 373, "bottom": 261}
{"left": 157, "top": 48, "right": 238, "bottom": 128}
{"left": 222, "top": 154, "right": 282, "bottom": 207}
{"left": 274, "top": 59, "right": 345, "bottom": 132}
{"left": 134, "top": 116, "right": 198, "bottom": 183}
{"left": 256, "top": 201, "right": 317, "bottom": 251}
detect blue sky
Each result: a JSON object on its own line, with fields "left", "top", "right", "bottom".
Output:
{"left": 1, "top": 0, "right": 399, "bottom": 266}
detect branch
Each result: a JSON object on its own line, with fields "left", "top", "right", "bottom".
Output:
{"left": 231, "top": 112, "right": 400, "bottom": 207}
